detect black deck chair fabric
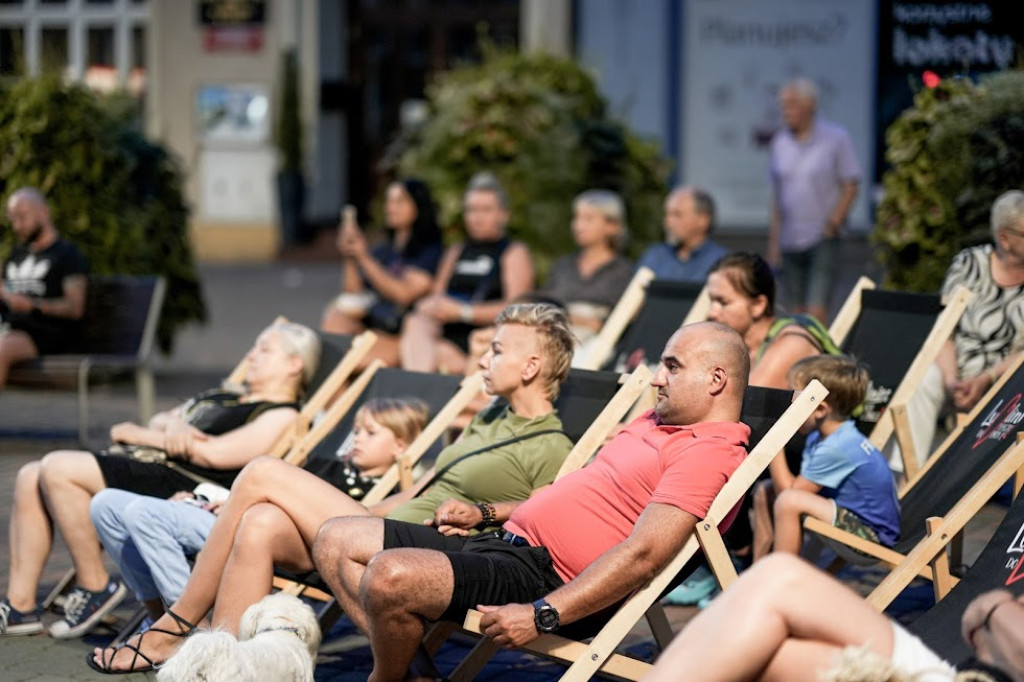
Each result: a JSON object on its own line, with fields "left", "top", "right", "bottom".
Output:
{"left": 306, "top": 331, "right": 354, "bottom": 397}
{"left": 892, "top": 364, "right": 1024, "bottom": 555}
{"left": 301, "top": 368, "right": 463, "bottom": 487}
{"left": 840, "top": 289, "right": 943, "bottom": 433}
{"left": 909, "top": 486, "right": 1024, "bottom": 663}
{"left": 604, "top": 279, "right": 704, "bottom": 371}
{"left": 553, "top": 368, "right": 630, "bottom": 443}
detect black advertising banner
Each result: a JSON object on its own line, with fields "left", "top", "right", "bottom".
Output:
{"left": 198, "top": 0, "right": 266, "bottom": 27}
{"left": 876, "top": 1, "right": 1022, "bottom": 177}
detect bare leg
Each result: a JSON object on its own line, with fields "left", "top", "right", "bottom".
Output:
{"left": 361, "top": 549, "right": 455, "bottom": 682}
{"left": 312, "top": 516, "right": 389, "bottom": 633}
{"left": 772, "top": 489, "right": 835, "bottom": 555}
{"left": 92, "top": 456, "right": 369, "bottom": 670}
{"left": 0, "top": 330, "right": 38, "bottom": 388}
{"left": 37, "top": 451, "right": 109, "bottom": 591}
{"left": 6, "top": 462, "right": 52, "bottom": 610}
{"left": 321, "top": 307, "right": 365, "bottom": 335}
{"left": 751, "top": 480, "right": 776, "bottom": 562}
{"left": 210, "top": 503, "right": 316, "bottom": 631}
{"left": 399, "top": 312, "right": 441, "bottom": 372}
{"left": 645, "top": 554, "right": 896, "bottom": 682}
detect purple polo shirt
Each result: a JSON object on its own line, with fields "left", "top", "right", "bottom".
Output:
{"left": 769, "top": 118, "right": 860, "bottom": 251}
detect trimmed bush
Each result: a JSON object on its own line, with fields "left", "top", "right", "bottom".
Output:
{"left": 382, "top": 45, "right": 671, "bottom": 275}
{"left": 874, "top": 71, "right": 1024, "bottom": 291}
{"left": 0, "top": 76, "right": 206, "bottom": 352}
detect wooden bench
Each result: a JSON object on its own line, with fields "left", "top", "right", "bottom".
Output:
{"left": 7, "top": 275, "right": 167, "bottom": 444}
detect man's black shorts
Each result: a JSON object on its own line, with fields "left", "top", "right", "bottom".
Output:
{"left": 382, "top": 520, "right": 564, "bottom": 623}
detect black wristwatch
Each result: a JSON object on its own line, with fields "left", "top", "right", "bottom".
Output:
{"left": 532, "top": 598, "right": 559, "bottom": 633}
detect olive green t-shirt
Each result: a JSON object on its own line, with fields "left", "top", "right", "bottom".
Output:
{"left": 387, "top": 402, "right": 571, "bottom": 528}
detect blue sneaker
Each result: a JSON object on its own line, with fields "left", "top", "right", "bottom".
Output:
{"left": 48, "top": 579, "right": 127, "bottom": 639}
{"left": 0, "top": 599, "right": 44, "bottom": 635}
{"left": 662, "top": 565, "right": 717, "bottom": 606}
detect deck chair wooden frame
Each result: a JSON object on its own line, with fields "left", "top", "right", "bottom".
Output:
{"left": 828, "top": 276, "right": 876, "bottom": 346}
{"left": 838, "top": 285, "right": 972, "bottom": 478}
{"left": 444, "top": 380, "right": 828, "bottom": 682}
{"left": 578, "top": 269, "right": 710, "bottom": 373}
{"left": 578, "top": 267, "right": 655, "bottom": 371}
{"left": 907, "top": 485, "right": 1024, "bottom": 664}
{"left": 802, "top": 352, "right": 1024, "bottom": 610}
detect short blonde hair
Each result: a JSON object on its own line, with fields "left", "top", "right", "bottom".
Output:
{"left": 354, "top": 397, "right": 429, "bottom": 446}
{"left": 787, "top": 354, "right": 868, "bottom": 420}
{"left": 268, "top": 322, "right": 322, "bottom": 397}
{"left": 495, "top": 302, "right": 574, "bottom": 400}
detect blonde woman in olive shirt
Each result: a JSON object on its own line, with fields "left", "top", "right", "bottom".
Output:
{"left": 91, "top": 302, "right": 575, "bottom": 674}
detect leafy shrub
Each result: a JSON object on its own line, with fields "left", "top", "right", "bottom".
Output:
{"left": 874, "top": 71, "right": 1024, "bottom": 291}
{"left": 0, "top": 76, "right": 206, "bottom": 353}
{"left": 383, "top": 45, "right": 671, "bottom": 276}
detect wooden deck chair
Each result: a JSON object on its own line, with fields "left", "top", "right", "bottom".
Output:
{"left": 576, "top": 267, "right": 655, "bottom": 371}
{"left": 588, "top": 277, "right": 709, "bottom": 373}
{"left": 803, "top": 352, "right": 1024, "bottom": 610}
{"left": 39, "top": 325, "right": 375, "bottom": 619}
{"left": 836, "top": 285, "right": 972, "bottom": 478}
{"left": 828, "top": 276, "right": 876, "bottom": 346}
{"left": 906, "top": 483, "right": 1024, "bottom": 665}
{"left": 442, "top": 381, "right": 828, "bottom": 682}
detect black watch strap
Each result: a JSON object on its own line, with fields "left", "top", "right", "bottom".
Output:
{"left": 532, "top": 598, "right": 559, "bottom": 633}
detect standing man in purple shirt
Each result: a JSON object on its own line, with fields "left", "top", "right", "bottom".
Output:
{"left": 637, "top": 186, "right": 729, "bottom": 283}
{"left": 768, "top": 78, "right": 860, "bottom": 324}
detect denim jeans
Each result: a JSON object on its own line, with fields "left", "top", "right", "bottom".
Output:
{"left": 90, "top": 488, "right": 215, "bottom": 604}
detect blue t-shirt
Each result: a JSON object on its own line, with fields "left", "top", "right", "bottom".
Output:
{"left": 364, "top": 241, "right": 443, "bottom": 333}
{"left": 800, "top": 420, "right": 900, "bottom": 546}
{"left": 636, "top": 240, "right": 728, "bottom": 283}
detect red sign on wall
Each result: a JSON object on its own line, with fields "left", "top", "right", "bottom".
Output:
{"left": 204, "top": 26, "right": 264, "bottom": 52}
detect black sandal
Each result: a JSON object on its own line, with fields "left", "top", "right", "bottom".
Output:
{"left": 85, "top": 608, "right": 196, "bottom": 675}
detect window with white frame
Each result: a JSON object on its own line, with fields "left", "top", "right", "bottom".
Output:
{"left": 0, "top": 0, "right": 147, "bottom": 92}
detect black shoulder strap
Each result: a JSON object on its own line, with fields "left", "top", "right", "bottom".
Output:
{"left": 413, "top": 428, "right": 568, "bottom": 498}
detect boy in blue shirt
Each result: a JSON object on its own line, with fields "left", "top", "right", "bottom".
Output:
{"left": 752, "top": 355, "right": 900, "bottom": 560}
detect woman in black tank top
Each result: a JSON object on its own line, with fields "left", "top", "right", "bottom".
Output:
{"left": 399, "top": 172, "right": 535, "bottom": 374}
{"left": 0, "top": 323, "right": 321, "bottom": 639}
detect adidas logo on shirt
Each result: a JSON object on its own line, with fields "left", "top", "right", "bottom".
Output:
{"left": 5, "top": 254, "right": 51, "bottom": 296}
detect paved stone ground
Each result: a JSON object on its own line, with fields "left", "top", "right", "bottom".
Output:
{"left": 0, "top": 246, "right": 1007, "bottom": 680}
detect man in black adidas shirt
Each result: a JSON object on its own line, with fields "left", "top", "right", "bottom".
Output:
{"left": 1, "top": 187, "right": 88, "bottom": 388}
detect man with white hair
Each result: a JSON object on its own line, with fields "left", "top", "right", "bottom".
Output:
{"left": 0, "top": 187, "right": 88, "bottom": 388}
{"left": 768, "top": 78, "right": 860, "bottom": 323}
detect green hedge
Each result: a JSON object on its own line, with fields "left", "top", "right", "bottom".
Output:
{"left": 874, "top": 71, "right": 1024, "bottom": 291}
{"left": 382, "top": 45, "right": 671, "bottom": 276}
{"left": 0, "top": 77, "right": 206, "bottom": 353}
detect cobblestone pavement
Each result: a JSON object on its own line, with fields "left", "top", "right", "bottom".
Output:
{"left": 0, "top": 255, "right": 1008, "bottom": 680}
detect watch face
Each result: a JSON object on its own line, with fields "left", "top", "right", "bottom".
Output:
{"left": 536, "top": 606, "right": 559, "bottom": 631}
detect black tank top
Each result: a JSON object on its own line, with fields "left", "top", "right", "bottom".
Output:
{"left": 446, "top": 237, "right": 510, "bottom": 303}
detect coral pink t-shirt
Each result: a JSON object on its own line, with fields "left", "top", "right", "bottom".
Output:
{"left": 504, "top": 410, "right": 750, "bottom": 583}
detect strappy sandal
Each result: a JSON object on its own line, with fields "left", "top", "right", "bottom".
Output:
{"left": 85, "top": 608, "right": 196, "bottom": 675}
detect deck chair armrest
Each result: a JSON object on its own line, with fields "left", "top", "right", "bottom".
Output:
{"left": 801, "top": 518, "right": 918, "bottom": 571}
{"left": 461, "top": 610, "right": 653, "bottom": 681}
